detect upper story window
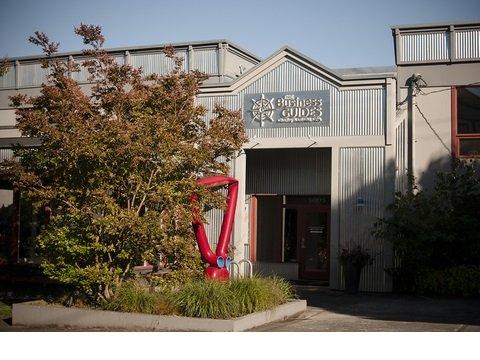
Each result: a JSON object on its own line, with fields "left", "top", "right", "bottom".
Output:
{"left": 452, "top": 86, "right": 480, "bottom": 158}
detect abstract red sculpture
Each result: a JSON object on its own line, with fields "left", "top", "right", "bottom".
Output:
{"left": 191, "top": 176, "right": 238, "bottom": 280}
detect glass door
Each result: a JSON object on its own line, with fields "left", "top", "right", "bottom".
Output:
{"left": 298, "top": 208, "right": 329, "bottom": 280}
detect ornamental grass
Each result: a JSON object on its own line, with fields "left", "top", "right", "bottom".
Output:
{"left": 102, "top": 276, "right": 295, "bottom": 319}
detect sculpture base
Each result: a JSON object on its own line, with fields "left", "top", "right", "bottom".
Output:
{"left": 204, "top": 266, "right": 229, "bottom": 280}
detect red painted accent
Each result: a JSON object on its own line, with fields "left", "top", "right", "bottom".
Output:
{"left": 451, "top": 85, "right": 480, "bottom": 158}
{"left": 451, "top": 86, "right": 458, "bottom": 158}
{"left": 191, "top": 176, "right": 238, "bottom": 280}
{"left": 204, "top": 266, "right": 230, "bottom": 280}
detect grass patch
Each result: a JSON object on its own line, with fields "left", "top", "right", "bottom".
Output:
{"left": 0, "top": 301, "right": 12, "bottom": 318}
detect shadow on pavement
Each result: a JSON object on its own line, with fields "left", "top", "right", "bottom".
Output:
{"left": 295, "top": 285, "right": 480, "bottom": 326}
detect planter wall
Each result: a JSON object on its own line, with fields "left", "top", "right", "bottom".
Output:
{"left": 12, "top": 299, "right": 306, "bottom": 331}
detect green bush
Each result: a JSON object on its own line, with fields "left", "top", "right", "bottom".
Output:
{"left": 374, "top": 159, "right": 480, "bottom": 294}
{"left": 416, "top": 266, "right": 480, "bottom": 297}
{"left": 103, "top": 280, "right": 174, "bottom": 315}
{"left": 167, "top": 277, "right": 295, "bottom": 319}
{"left": 0, "top": 302, "right": 11, "bottom": 319}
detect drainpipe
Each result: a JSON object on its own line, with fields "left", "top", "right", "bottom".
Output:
{"left": 406, "top": 73, "right": 425, "bottom": 193}
{"left": 406, "top": 75, "right": 415, "bottom": 193}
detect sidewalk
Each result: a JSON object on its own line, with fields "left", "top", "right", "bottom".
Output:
{"left": 251, "top": 285, "right": 480, "bottom": 331}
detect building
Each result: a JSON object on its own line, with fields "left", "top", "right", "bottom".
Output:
{"left": 1, "top": 21, "right": 479, "bottom": 292}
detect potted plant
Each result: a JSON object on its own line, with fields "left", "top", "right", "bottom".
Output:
{"left": 339, "top": 245, "right": 374, "bottom": 294}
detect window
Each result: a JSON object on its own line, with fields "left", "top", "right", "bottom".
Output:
{"left": 452, "top": 86, "right": 480, "bottom": 158}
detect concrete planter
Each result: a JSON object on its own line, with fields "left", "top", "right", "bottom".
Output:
{"left": 12, "top": 299, "right": 306, "bottom": 331}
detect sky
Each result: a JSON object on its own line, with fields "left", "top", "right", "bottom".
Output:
{"left": 0, "top": 0, "right": 479, "bottom": 69}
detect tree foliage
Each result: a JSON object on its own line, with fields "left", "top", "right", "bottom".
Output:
{"left": 374, "top": 159, "right": 480, "bottom": 293}
{"left": 1, "top": 24, "right": 247, "bottom": 302}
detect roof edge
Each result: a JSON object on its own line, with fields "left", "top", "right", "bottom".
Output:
{"left": 391, "top": 20, "right": 480, "bottom": 30}
{"left": 200, "top": 45, "right": 395, "bottom": 90}
{"left": 2, "top": 39, "right": 261, "bottom": 63}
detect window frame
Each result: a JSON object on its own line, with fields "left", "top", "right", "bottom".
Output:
{"left": 451, "top": 86, "right": 480, "bottom": 158}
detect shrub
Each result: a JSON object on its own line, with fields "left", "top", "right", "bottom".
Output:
{"left": 0, "top": 302, "right": 11, "bottom": 319}
{"left": 374, "top": 159, "right": 480, "bottom": 294}
{"left": 416, "top": 266, "right": 480, "bottom": 297}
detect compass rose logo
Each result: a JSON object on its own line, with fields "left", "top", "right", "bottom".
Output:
{"left": 250, "top": 94, "right": 275, "bottom": 127}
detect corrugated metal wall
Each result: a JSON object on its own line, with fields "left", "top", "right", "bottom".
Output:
{"left": 196, "top": 95, "right": 239, "bottom": 127}
{"left": 239, "top": 61, "right": 385, "bottom": 138}
{"left": 455, "top": 29, "right": 480, "bottom": 60}
{"left": 0, "top": 148, "right": 14, "bottom": 161}
{"left": 245, "top": 148, "right": 331, "bottom": 195}
{"left": 130, "top": 51, "right": 188, "bottom": 75}
{"left": 338, "top": 147, "right": 389, "bottom": 292}
{"left": 18, "top": 62, "right": 51, "bottom": 87}
{"left": 198, "top": 61, "right": 385, "bottom": 139}
{"left": 0, "top": 48, "right": 222, "bottom": 89}
{"left": 0, "top": 65, "right": 15, "bottom": 88}
{"left": 71, "top": 55, "right": 125, "bottom": 83}
{"left": 399, "top": 31, "right": 450, "bottom": 62}
{"left": 192, "top": 49, "right": 218, "bottom": 74}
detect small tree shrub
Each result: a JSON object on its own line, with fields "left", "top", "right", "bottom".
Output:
{"left": 416, "top": 266, "right": 480, "bottom": 297}
{"left": 374, "top": 159, "right": 480, "bottom": 295}
{"left": 0, "top": 24, "right": 247, "bottom": 302}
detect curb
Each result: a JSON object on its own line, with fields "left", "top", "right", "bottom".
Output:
{"left": 12, "top": 299, "right": 307, "bottom": 331}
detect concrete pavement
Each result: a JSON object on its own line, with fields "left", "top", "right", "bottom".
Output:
{"left": 251, "top": 285, "right": 480, "bottom": 331}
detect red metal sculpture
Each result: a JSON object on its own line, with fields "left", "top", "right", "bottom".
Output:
{"left": 191, "top": 176, "right": 238, "bottom": 280}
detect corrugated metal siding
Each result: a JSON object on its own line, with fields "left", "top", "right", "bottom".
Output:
{"left": 239, "top": 61, "right": 385, "bottom": 138}
{"left": 455, "top": 29, "right": 480, "bottom": 60}
{"left": 245, "top": 148, "right": 331, "bottom": 195}
{"left": 395, "top": 117, "right": 408, "bottom": 193}
{"left": 203, "top": 207, "right": 224, "bottom": 250}
{"left": 130, "top": 51, "right": 187, "bottom": 76}
{"left": 196, "top": 95, "right": 239, "bottom": 127}
{"left": 72, "top": 55, "right": 125, "bottom": 83}
{"left": 400, "top": 31, "right": 450, "bottom": 62}
{"left": 192, "top": 48, "right": 218, "bottom": 74}
{"left": 0, "top": 65, "right": 15, "bottom": 88}
{"left": 338, "top": 147, "right": 388, "bottom": 292}
{"left": 18, "top": 62, "right": 50, "bottom": 87}
{"left": 0, "top": 148, "right": 14, "bottom": 161}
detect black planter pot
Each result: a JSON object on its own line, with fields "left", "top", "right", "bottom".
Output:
{"left": 344, "top": 263, "right": 363, "bottom": 294}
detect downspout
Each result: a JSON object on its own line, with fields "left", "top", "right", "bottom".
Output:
{"left": 406, "top": 73, "right": 424, "bottom": 193}
{"left": 406, "top": 75, "right": 415, "bottom": 193}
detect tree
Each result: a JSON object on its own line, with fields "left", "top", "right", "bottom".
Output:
{"left": 1, "top": 24, "right": 247, "bottom": 302}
